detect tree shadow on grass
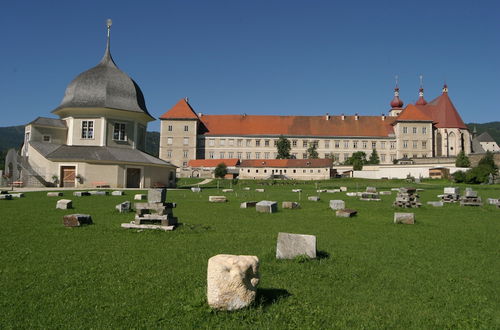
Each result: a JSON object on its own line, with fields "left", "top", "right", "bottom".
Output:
{"left": 256, "top": 288, "right": 291, "bottom": 307}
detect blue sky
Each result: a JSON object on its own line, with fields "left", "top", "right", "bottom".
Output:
{"left": 1, "top": 0, "right": 499, "bottom": 131}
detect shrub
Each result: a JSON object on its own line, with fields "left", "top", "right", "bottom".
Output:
{"left": 453, "top": 170, "right": 466, "bottom": 183}
{"left": 455, "top": 150, "right": 470, "bottom": 167}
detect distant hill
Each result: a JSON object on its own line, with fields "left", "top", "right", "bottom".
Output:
{"left": 466, "top": 122, "right": 500, "bottom": 144}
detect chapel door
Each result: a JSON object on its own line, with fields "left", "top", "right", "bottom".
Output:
{"left": 126, "top": 168, "right": 141, "bottom": 188}
{"left": 61, "top": 166, "right": 76, "bottom": 187}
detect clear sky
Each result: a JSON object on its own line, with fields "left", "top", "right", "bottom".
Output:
{"left": 1, "top": 0, "right": 499, "bottom": 131}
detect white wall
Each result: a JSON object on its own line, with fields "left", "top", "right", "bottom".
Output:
{"left": 352, "top": 164, "right": 467, "bottom": 179}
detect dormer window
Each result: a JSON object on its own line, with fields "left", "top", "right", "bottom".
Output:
{"left": 113, "top": 123, "right": 126, "bottom": 141}
{"left": 43, "top": 135, "right": 51, "bottom": 142}
{"left": 81, "top": 120, "right": 94, "bottom": 139}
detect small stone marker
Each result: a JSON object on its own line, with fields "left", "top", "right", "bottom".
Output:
{"left": 379, "top": 191, "right": 391, "bottom": 195}
{"left": 134, "top": 194, "right": 146, "bottom": 200}
{"left": 56, "top": 199, "right": 73, "bottom": 210}
{"left": 255, "top": 188, "right": 265, "bottom": 192}
{"left": 240, "top": 201, "right": 257, "bottom": 208}
{"left": 209, "top": 196, "right": 227, "bottom": 203}
{"left": 326, "top": 189, "right": 341, "bottom": 193}
{"left": 115, "top": 201, "right": 131, "bottom": 213}
{"left": 366, "top": 187, "right": 377, "bottom": 193}
{"left": 148, "top": 189, "right": 166, "bottom": 203}
{"left": 346, "top": 192, "right": 357, "bottom": 197}
{"left": 73, "top": 191, "right": 90, "bottom": 197}
{"left": 394, "top": 212, "right": 415, "bottom": 225}
{"left": 460, "top": 188, "right": 482, "bottom": 206}
{"left": 465, "top": 188, "right": 478, "bottom": 198}
{"left": 47, "top": 192, "right": 63, "bottom": 197}
{"left": 256, "top": 200, "right": 278, "bottom": 213}
{"left": 276, "top": 232, "right": 316, "bottom": 259}
{"left": 242, "top": 187, "right": 251, "bottom": 191}
{"left": 0, "top": 194, "right": 12, "bottom": 200}
{"left": 292, "top": 189, "right": 302, "bottom": 192}
{"left": 222, "top": 189, "right": 233, "bottom": 192}
{"left": 308, "top": 196, "right": 320, "bottom": 201}
{"left": 207, "top": 254, "right": 260, "bottom": 311}
{"left": 391, "top": 188, "right": 401, "bottom": 191}
{"left": 336, "top": 209, "right": 357, "bottom": 218}
{"left": 444, "top": 187, "right": 459, "bottom": 194}
{"left": 316, "top": 189, "right": 327, "bottom": 193}
{"left": 427, "top": 201, "right": 444, "bottom": 207}
{"left": 282, "top": 201, "right": 300, "bottom": 209}
{"left": 89, "top": 191, "right": 108, "bottom": 196}
{"left": 111, "top": 191, "right": 124, "bottom": 196}
{"left": 329, "top": 200, "right": 345, "bottom": 210}
{"left": 10, "top": 193, "right": 24, "bottom": 198}
{"left": 340, "top": 186, "right": 348, "bottom": 192}
{"left": 487, "top": 198, "right": 499, "bottom": 205}
{"left": 191, "top": 187, "right": 201, "bottom": 193}
{"left": 63, "top": 214, "right": 93, "bottom": 227}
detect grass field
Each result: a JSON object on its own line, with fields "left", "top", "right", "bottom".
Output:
{"left": 1, "top": 179, "right": 499, "bottom": 329}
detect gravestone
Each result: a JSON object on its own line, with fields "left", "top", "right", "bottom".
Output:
{"left": 282, "top": 201, "right": 300, "bottom": 209}
{"left": 89, "top": 191, "right": 108, "bottom": 196}
{"left": 340, "top": 186, "right": 348, "bottom": 192}
{"left": 10, "top": 193, "right": 24, "bottom": 198}
{"left": 222, "top": 189, "right": 233, "bottom": 192}
{"left": 191, "top": 187, "right": 201, "bottom": 193}
{"left": 0, "top": 194, "right": 12, "bottom": 200}
{"left": 276, "top": 232, "right": 316, "bottom": 259}
{"left": 316, "top": 189, "right": 327, "bottom": 193}
{"left": 394, "top": 212, "right": 415, "bottom": 224}
{"left": 308, "top": 196, "right": 320, "bottom": 201}
{"left": 207, "top": 254, "right": 259, "bottom": 311}
{"left": 111, "top": 191, "right": 124, "bottom": 196}
{"left": 47, "top": 192, "right": 63, "bottom": 197}
{"left": 379, "top": 191, "right": 391, "bottom": 195}
{"left": 240, "top": 201, "right": 257, "bottom": 208}
{"left": 73, "top": 191, "right": 90, "bottom": 197}
{"left": 256, "top": 200, "right": 277, "bottom": 213}
{"left": 346, "top": 192, "right": 357, "bottom": 197}
{"left": 292, "top": 189, "right": 302, "bottom": 193}
{"left": 134, "top": 194, "right": 146, "bottom": 200}
{"left": 487, "top": 198, "right": 499, "bottom": 205}
{"left": 255, "top": 188, "right": 265, "bottom": 193}
{"left": 63, "top": 214, "right": 93, "bottom": 227}
{"left": 427, "top": 201, "right": 444, "bottom": 207}
{"left": 115, "top": 201, "right": 131, "bottom": 213}
{"left": 336, "top": 209, "right": 357, "bottom": 218}
{"left": 56, "top": 199, "right": 72, "bottom": 210}
{"left": 148, "top": 189, "right": 166, "bottom": 203}
{"left": 366, "top": 187, "right": 377, "bottom": 193}
{"left": 209, "top": 196, "right": 227, "bottom": 203}
{"left": 242, "top": 187, "right": 251, "bottom": 191}
{"left": 329, "top": 200, "right": 345, "bottom": 210}
{"left": 460, "top": 188, "right": 482, "bottom": 206}
{"left": 393, "top": 187, "right": 421, "bottom": 208}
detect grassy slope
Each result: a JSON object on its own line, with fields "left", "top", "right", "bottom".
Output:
{"left": 0, "top": 179, "right": 499, "bottom": 328}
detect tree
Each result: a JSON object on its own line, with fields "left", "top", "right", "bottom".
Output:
{"left": 344, "top": 151, "right": 367, "bottom": 165}
{"left": 478, "top": 151, "right": 498, "bottom": 174}
{"left": 276, "top": 136, "right": 291, "bottom": 159}
{"left": 368, "top": 149, "right": 380, "bottom": 165}
{"left": 306, "top": 143, "right": 318, "bottom": 159}
{"left": 214, "top": 163, "right": 228, "bottom": 179}
{"left": 352, "top": 158, "right": 363, "bottom": 170}
{"left": 455, "top": 150, "right": 470, "bottom": 167}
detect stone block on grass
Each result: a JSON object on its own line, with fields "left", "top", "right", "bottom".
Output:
{"left": 116, "top": 201, "right": 131, "bottom": 213}
{"left": 336, "top": 209, "right": 357, "bottom": 218}
{"left": 134, "top": 194, "right": 146, "bottom": 201}
{"left": 292, "top": 189, "right": 302, "bottom": 193}
{"left": 222, "top": 189, "right": 233, "bottom": 192}
{"left": 256, "top": 200, "right": 277, "bottom": 213}
{"left": 47, "top": 192, "right": 63, "bottom": 197}
{"left": 427, "top": 201, "right": 444, "bottom": 207}
{"left": 394, "top": 212, "right": 415, "bottom": 225}
{"left": 242, "top": 187, "right": 251, "bottom": 191}
{"left": 191, "top": 187, "right": 201, "bottom": 193}
{"left": 340, "top": 186, "right": 348, "bottom": 192}
{"left": 444, "top": 187, "right": 459, "bottom": 195}
{"left": 346, "top": 192, "right": 357, "bottom": 197}
{"left": 255, "top": 188, "right": 265, "bottom": 193}
{"left": 366, "top": 187, "right": 377, "bottom": 193}
{"left": 73, "top": 191, "right": 90, "bottom": 197}
{"left": 308, "top": 196, "right": 320, "bottom": 201}
{"left": 89, "top": 191, "right": 108, "bottom": 196}
{"left": 379, "top": 191, "right": 391, "bottom": 195}
{"left": 207, "top": 254, "right": 259, "bottom": 311}
{"left": 209, "top": 196, "right": 227, "bottom": 203}
{"left": 56, "top": 199, "right": 72, "bottom": 210}
{"left": 282, "top": 201, "right": 300, "bottom": 209}
{"left": 329, "top": 200, "right": 345, "bottom": 210}
{"left": 0, "top": 194, "right": 12, "bottom": 200}
{"left": 63, "top": 214, "right": 93, "bottom": 227}
{"left": 10, "top": 193, "right": 24, "bottom": 198}
{"left": 240, "top": 201, "right": 257, "bottom": 208}
{"left": 148, "top": 189, "right": 166, "bottom": 203}
{"left": 111, "top": 191, "right": 124, "bottom": 196}
{"left": 276, "top": 232, "right": 316, "bottom": 259}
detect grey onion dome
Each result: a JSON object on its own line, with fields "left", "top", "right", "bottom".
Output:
{"left": 53, "top": 33, "right": 152, "bottom": 118}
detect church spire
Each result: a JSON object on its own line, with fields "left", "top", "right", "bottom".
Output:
{"left": 390, "top": 75, "right": 404, "bottom": 108}
{"left": 416, "top": 75, "right": 427, "bottom": 105}
{"left": 100, "top": 18, "right": 115, "bottom": 65}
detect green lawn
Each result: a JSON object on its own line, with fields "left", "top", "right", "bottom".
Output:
{"left": 1, "top": 179, "right": 499, "bottom": 328}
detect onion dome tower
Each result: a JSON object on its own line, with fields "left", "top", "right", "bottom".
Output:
{"left": 389, "top": 76, "right": 404, "bottom": 116}
{"left": 52, "top": 19, "right": 154, "bottom": 122}
{"left": 415, "top": 75, "right": 427, "bottom": 106}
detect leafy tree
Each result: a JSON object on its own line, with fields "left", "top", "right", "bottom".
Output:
{"left": 214, "top": 163, "right": 228, "bottom": 179}
{"left": 345, "top": 151, "right": 367, "bottom": 170}
{"left": 452, "top": 170, "right": 466, "bottom": 183}
{"left": 352, "top": 158, "right": 363, "bottom": 170}
{"left": 461, "top": 151, "right": 498, "bottom": 184}
{"left": 455, "top": 150, "right": 470, "bottom": 167}
{"left": 368, "top": 149, "right": 380, "bottom": 165}
{"left": 306, "top": 143, "right": 318, "bottom": 159}
{"left": 477, "top": 151, "right": 498, "bottom": 174}
{"left": 276, "top": 136, "right": 291, "bottom": 159}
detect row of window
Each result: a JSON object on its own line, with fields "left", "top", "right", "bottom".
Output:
{"left": 199, "top": 151, "right": 398, "bottom": 162}
{"left": 243, "top": 168, "right": 327, "bottom": 174}
{"left": 402, "top": 140, "right": 427, "bottom": 149}
{"left": 166, "top": 137, "right": 190, "bottom": 146}
{"left": 402, "top": 126, "right": 428, "bottom": 134}
{"left": 81, "top": 120, "right": 127, "bottom": 141}
{"left": 204, "top": 138, "right": 397, "bottom": 150}
{"left": 167, "top": 125, "right": 189, "bottom": 132}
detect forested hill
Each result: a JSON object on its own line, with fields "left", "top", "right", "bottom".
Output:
{"left": 466, "top": 122, "right": 500, "bottom": 144}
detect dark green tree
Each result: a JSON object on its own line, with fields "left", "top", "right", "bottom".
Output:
{"left": 477, "top": 151, "right": 498, "bottom": 174}
{"left": 306, "top": 143, "right": 318, "bottom": 159}
{"left": 214, "top": 163, "right": 228, "bottom": 179}
{"left": 276, "top": 136, "right": 291, "bottom": 159}
{"left": 455, "top": 150, "right": 470, "bottom": 167}
{"left": 352, "top": 158, "right": 363, "bottom": 170}
{"left": 368, "top": 149, "right": 380, "bottom": 164}
{"left": 344, "top": 151, "right": 367, "bottom": 166}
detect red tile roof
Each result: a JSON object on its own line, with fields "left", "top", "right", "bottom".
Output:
{"left": 396, "top": 104, "right": 433, "bottom": 122}
{"left": 240, "top": 159, "right": 333, "bottom": 168}
{"left": 188, "top": 159, "right": 240, "bottom": 167}
{"left": 160, "top": 99, "right": 199, "bottom": 120}
{"left": 422, "top": 92, "right": 467, "bottom": 129}
{"left": 198, "top": 115, "right": 395, "bottom": 137}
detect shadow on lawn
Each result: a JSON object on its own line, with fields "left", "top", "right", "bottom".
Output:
{"left": 256, "top": 288, "right": 291, "bottom": 307}
{"left": 316, "top": 250, "right": 330, "bottom": 259}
